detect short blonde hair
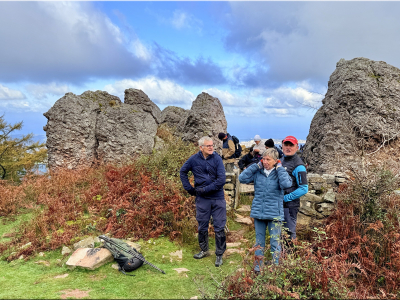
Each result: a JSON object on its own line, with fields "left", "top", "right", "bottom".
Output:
{"left": 262, "top": 148, "right": 279, "bottom": 160}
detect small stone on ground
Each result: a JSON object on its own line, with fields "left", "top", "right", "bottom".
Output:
{"left": 169, "top": 250, "right": 183, "bottom": 262}
{"left": 60, "top": 289, "right": 90, "bottom": 299}
{"left": 173, "top": 268, "right": 190, "bottom": 273}
{"left": 35, "top": 260, "right": 50, "bottom": 266}
{"left": 237, "top": 205, "right": 251, "bottom": 212}
{"left": 235, "top": 213, "right": 252, "bottom": 225}
{"left": 54, "top": 274, "right": 69, "bottom": 279}
{"left": 227, "top": 242, "right": 241, "bottom": 248}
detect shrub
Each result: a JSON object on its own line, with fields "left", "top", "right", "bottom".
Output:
{"left": 0, "top": 126, "right": 198, "bottom": 260}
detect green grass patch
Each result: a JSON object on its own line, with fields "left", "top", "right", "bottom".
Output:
{"left": 0, "top": 236, "right": 243, "bottom": 299}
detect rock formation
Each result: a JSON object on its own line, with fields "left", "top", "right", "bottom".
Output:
{"left": 44, "top": 90, "right": 158, "bottom": 169}
{"left": 124, "top": 88, "right": 161, "bottom": 124}
{"left": 44, "top": 90, "right": 228, "bottom": 169}
{"left": 176, "top": 92, "right": 227, "bottom": 153}
{"left": 160, "top": 106, "right": 188, "bottom": 129}
{"left": 303, "top": 57, "right": 400, "bottom": 173}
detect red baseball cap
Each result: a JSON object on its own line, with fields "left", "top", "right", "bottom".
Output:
{"left": 282, "top": 136, "right": 298, "bottom": 145}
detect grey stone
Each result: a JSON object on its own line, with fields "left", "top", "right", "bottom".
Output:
{"left": 73, "top": 237, "right": 95, "bottom": 250}
{"left": 176, "top": 92, "right": 227, "bottom": 154}
{"left": 316, "top": 202, "right": 335, "bottom": 216}
{"left": 323, "top": 191, "right": 336, "bottom": 203}
{"left": 303, "top": 57, "right": 400, "bottom": 173}
{"left": 224, "top": 183, "right": 235, "bottom": 190}
{"left": 307, "top": 173, "right": 325, "bottom": 183}
{"left": 66, "top": 248, "right": 114, "bottom": 270}
{"left": 236, "top": 205, "right": 251, "bottom": 212}
{"left": 160, "top": 106, "right": 188, "bottom": 129}
{"left": 124, "top": 88, "right": 161, "bottom": 124}
{"left": 240, "top": 184, "right": 254, "bottom": 193}
{"left": 335, "top": 177, "right": 347, "bottom": 183}
{"left": 322, "top": 174, "right": 336, "bottom": 184}
{"left": 300, "top": 193, "right": 323, "bottom": 203}
{"left": 62, "top": 246, "right": 72, "bottom": 256}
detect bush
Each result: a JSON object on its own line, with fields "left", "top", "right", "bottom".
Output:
{"left": 210, "top": 161, "right": 400, "bottom": 299}
{"left": 0, "top": 127, "right": 198, "bottom": 260}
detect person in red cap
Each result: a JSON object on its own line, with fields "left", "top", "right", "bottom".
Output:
{"left": 281, "top": 136, "right": 308, "bottom": 241}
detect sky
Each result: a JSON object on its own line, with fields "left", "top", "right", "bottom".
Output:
{"left": 1, "top": 1, "right": 400, "bottom": 142}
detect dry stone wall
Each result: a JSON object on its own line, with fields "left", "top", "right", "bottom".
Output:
{"left": 237, "top": 171, "right": 348, "bottom": 227}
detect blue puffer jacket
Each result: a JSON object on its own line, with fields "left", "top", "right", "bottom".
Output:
{"left": 239, "top": 163, "right": 292, "bottom": 221}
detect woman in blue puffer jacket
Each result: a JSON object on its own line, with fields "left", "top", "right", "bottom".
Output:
{"left": 239, "top": 148, "right": 292, "bottom": 271}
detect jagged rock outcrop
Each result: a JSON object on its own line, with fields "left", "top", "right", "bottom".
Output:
{"left": 303, "top": 57, "right": 400, "bottom": 173}
{"left": 177, "top": 92, "right": 227, "bottom": 153}
{"left": 124, "top": 88, "right": 161, "bottom": 124}
{"left": 44, "top": 90, "right": 229, "bottom": 170}
{"left": 44, "top": 90, "right": 158, "bottom": 169}
{"left": 160, "top": 106, "right": 188, "bottom": 129}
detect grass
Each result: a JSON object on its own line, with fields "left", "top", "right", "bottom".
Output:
{"left": 0, "top": 213, "right": 245, "bottom": 299}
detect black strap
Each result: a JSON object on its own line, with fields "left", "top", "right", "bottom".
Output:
{"left": 119, "top": 266, "right": 135, "bottom": 277}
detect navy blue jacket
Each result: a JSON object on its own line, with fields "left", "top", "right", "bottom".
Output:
{"left": 239, "top": 163, "right": 292, "bottom": 221}
{"left": 180, "top": 151, "right": 226, "bottom": 200}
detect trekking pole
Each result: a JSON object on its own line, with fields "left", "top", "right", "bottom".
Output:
{"left": 99, "top": 235, "right": 165, "bottom": 274}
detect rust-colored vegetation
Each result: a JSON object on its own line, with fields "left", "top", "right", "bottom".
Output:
{"left": 0, "top": 126, "right": 198, "bottom": 261}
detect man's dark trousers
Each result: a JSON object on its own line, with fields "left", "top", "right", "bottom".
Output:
{"left": 196, "top": 197, "right": 226, "bottom": 256}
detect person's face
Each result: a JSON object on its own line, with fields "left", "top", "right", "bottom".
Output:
{"left": 262, "top": 156, "right": 278, "bottom": 170}
{"left": 255, "top": 140, "right": 260, "bottom": 145}
{"left": 282, "top": 142, "right": 298, "bottom": 156}
{"left": 200, "top": 140, "right": 214, "bottom": 157}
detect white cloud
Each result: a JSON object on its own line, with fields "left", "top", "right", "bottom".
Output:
{"left": 172, "top": 10, "right": 189, "bottom": 29}
{"left": 25, "top": 83, "right": 70, "bottom": 100}
{"left": 0, "top": 2, "right": 149, "bottom": 83}
{"left": 263, "top": 86, "right": 324, "bottom": 109}
{"left": 0, "top": 84, "right": 26, "bottom": 100}
{"left": 203, "top": 87, "right": 256, "bottom": 107}
{"left": 129, "top": 39, "right": 152, "bottom": 61}
{"left": 224, "top": 2, "right": 400, "bottom": 84}
{"left": 104, "top": 77, "right": 195, "bottom": 106}
{"left": 170, "top": 9, "right": 202, "bottom": 33}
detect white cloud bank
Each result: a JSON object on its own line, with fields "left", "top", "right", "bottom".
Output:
{"left": 25, "top": 83, "right": 70, "bottom": 100}
{"left": 104, "top": 76, "right": 195, "bottom": 106}
{"left": 0, "top": 84, "right": 25, "bottom": 100}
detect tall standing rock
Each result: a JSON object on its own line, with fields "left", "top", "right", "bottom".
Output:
{"left": 177, "top": 92, "right": 227, "bottom": 153}
{"left": 43, "top": 91, "right": 121, "bottom": 169}
{"left": 303, "top": 57, "right": 400, "bottom": 173}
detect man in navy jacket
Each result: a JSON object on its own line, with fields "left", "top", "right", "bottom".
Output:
{"left": 180, "top": 136, "right": 227, "bottom": 267}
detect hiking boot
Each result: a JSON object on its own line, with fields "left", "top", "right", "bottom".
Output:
{"left": 193, "top": 250, "right": 210, "bottom": 259}
{"left": 215, "top": 255, "right": 223, "bottom": 267}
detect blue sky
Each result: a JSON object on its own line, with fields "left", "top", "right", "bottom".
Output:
{"left": 1, "top": 1, "right": 400, "bottom": 142}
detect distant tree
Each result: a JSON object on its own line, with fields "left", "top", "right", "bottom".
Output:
{"left": 0, "top": 114, "right": 47, "bottom": 181}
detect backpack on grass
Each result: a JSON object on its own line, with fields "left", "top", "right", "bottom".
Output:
{"left": 102, "top": 237, "right": 144, "bottom": 276}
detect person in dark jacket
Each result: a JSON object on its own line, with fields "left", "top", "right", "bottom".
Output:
{"left": 218, "top": 132, "right": 236, "bottom": 172}
{"left": 281, "top": 136, "right": 308, "bottom": 240}
{"left": 180, "top": 136, "right": 227, "bottom": 267}
{"left": 264, "top": 138, "right": 283, "bottom": 159}
{"left": 239, "top": 148, "right": 292, "bottom": 271}
{"left": 238, "top": 147, "right": 257, "bottom": 170}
